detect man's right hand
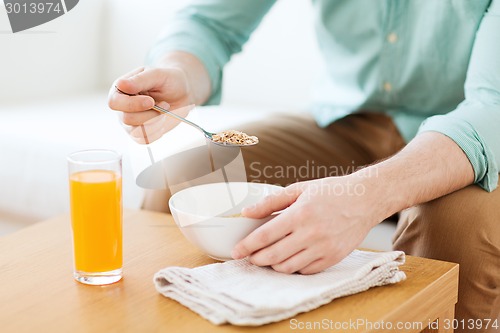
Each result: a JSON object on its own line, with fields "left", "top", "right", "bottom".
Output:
{"left": 108, "top": 52, "right": 211, "bottom": 144}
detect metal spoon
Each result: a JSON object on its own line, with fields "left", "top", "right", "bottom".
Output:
{"left": 115, "top": 86, "right": 258, "bottom": 147}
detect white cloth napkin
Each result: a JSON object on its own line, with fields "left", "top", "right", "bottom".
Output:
{"left": 154, "top": 250, "right": 406, "bottom": 326}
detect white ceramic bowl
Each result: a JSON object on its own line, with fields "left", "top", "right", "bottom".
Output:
{"left": 169, "top": 182, "right": 282, "bottom": 261}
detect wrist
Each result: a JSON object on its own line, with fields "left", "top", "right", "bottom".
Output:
{"left": 355, "top": 132, "right": 476, "bottom": 221}
{"left": 347, "top": 166, "right": 402, "bottom": 226}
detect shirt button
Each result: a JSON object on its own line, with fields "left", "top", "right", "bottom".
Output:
{"left": 383, "top": 82, "right": 392, "bottom": 92}
{"left": 387, "top": 32, "right": 398, "bottom": 44}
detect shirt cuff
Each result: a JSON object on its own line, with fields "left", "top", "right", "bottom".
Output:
{"left": 418, "top": 111, "right": 499, "bottom": 192}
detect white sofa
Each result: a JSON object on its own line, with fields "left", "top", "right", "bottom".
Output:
{"left": 0, "top": 0, "right": 394, "bottom": 250}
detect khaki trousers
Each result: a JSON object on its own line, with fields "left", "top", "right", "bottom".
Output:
{"left": 143, "top": 112, "right": 500, "bottom": 331}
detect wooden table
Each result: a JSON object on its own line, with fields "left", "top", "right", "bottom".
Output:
{"left": 0, "top": 210, "right": 458, "bottom": 333}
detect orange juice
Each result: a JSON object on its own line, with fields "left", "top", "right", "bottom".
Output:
{"left": 70, "top": 169, "right": 122, "bottom": 273}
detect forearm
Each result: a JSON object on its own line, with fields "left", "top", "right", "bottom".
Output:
{"left": 153, "top": 51, "right": 212, "bottom": 106}
{"left": 359, "top": 132, "right": 475, "bottom": 224}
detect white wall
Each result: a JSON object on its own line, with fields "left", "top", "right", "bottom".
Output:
{"left": 0, "top": 0, "right": 320, "bottom": 109}
{"left": 0, "top": 0, "right": 105, "bottom": 103}
{"left": 103, "top": 0, "right": 321, "bottom": 110}
{"left": 102, "top": 0, "right": 188, "bottom": 89}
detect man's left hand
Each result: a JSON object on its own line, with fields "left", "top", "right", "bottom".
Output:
{"left": 231, "top": 175, "right": 385, "bottom": 274}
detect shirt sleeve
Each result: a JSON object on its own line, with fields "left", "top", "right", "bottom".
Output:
{"left": 417, "top": 0, "right": 500, "bottom": 191}
{"left": 146, "top": 0, "right": 276, "bottom": 105}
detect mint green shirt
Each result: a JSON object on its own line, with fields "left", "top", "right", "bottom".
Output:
{"left": 148, "top": 0, "right": 500, "bottom": 191}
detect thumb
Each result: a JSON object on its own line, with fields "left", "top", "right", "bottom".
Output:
{"left": 242, "top": 185, "right": 302, "bottom": 219}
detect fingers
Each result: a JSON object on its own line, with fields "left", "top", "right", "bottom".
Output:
{"left": 244, "top": 213, "right": 332, "bottom": 274}
{"left": 252, "top": 247, "right": 328, "bottom": 275}
{"left": 128, "top": 114, "right": 169, "bottom": 144}
{"left": 297, "top": 258, "right": 330, "bottom": 275}
{"left": 271, "top": 249, "right": 319, "bottom": 274}
{"left": 247, "top": 231, "right": 305, "bottom": 267}
{"left": 122, "top": 108, "right": 162, "bottom": 126}
{"left": 241, "top": 185, "right": 302, "bottom": 219}
{"left": 109, "top": 93, "right": 155, "bottom": 112}
{"left": 126, "top": 102, "right": 195, "bottom": 130}
{"left": 126, "top": 102, "right": 194, "bottom": 144}
{"left": 108, "top": 67, "right": 153, "bottom": 112}
{"left": 115, "top": 68, "right": 167, "bottom": 96}
{"left": 121, "top": 100, "right": 175, "bottom": 128}
{"left": 109, "top": 67, "right": 171, "bottom": 112}
{"left": 109, "top": 67, "right": 190, "bottom": 120}
{"left": 233, "top": 184, "right": 308, "bottom": 260}
{"left": 232, "top": 207, "right": 296, "bottom": 259}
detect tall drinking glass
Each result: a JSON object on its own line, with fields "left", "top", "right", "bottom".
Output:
{"left": 67, "top": 149, "right": 123, "bottom": 285}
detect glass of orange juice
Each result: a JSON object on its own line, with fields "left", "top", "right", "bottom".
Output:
{"left": 67, "top": 149, "right": 122, "bottom": 285}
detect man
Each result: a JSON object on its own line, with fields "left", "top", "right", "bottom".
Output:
{"left": 108, "top": 1, "right": 500, "bottom": 330}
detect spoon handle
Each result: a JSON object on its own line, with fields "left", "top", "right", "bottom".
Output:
{"left": 152, "top": 104, "right": 208, "bottom": 138}
{"left": 114, "top": 86, "right": 206, "bottom": 138}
